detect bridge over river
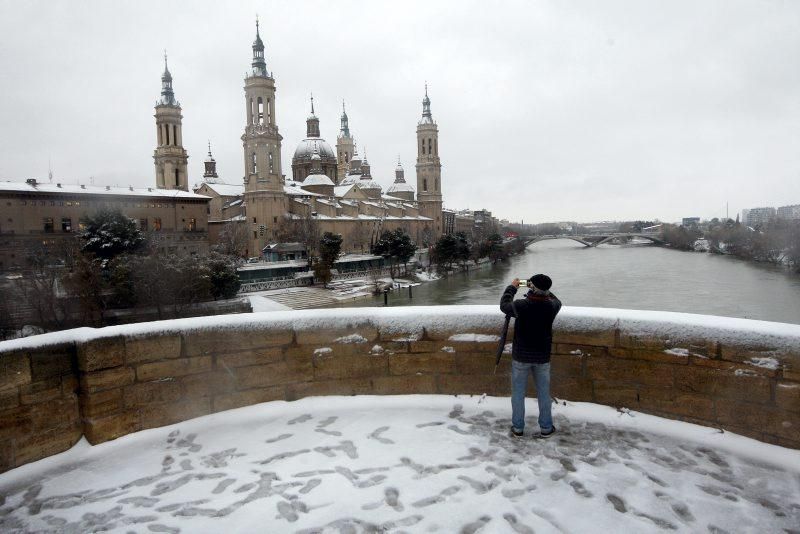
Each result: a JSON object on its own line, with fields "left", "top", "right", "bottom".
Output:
{"left": 522, "top": 233, "right": 664, "bottom": 247}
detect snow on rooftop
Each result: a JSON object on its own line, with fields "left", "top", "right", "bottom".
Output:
{"left": 0, "top": 395, "right": 797, "bottom": 532}
{"left": 201, "top": 182, "right": 244, "bottom": 197}
{"left": 0, "top": 180, "right": 210, "bottom": 200}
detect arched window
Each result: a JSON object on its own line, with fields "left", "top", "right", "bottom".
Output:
{"left": 257, "top": 97, "right": 264, "bottom": 125}
{"left": 428, "top": 139, "right": 432, "bottom": 154}
{"left": 252, "top": 153, "right": 258, "bottom": 174}
{"left": 435, "top": 178, "right": 439, "bottom": 191}
{"left": 174, "top": 169, "right": 180, "bottom": 186}
{"left": 269, "top": 152, "right": 274, "bottom": 172}
{"left": 267, "top": 98, "right": 272, "bottom": 124}
{"left": 165, "top": 125, "right": 170, "bottom": 146}
{"left": 421, "top": 139, "right": 424, "bottom": 154}
{"left": 249, "top": 98, "right": 255, "bottom": 124}
{"left": 434, "top": 139, "right": 438, "bottom": 155}
{"left": 157, "top": 125, "right": 162, "bottom": 145}
{"left": 423, "top": 179, "right": 428, "bottom": 192}
{"left": 173, "top": 125, "right": 178, "bottom": 146}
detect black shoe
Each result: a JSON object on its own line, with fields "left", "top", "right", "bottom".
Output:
{"left": 537, "top": 426, "right": 557, "bottom": 439}
{"left": 509, "top": 426, "right": 524, "bottom": 438}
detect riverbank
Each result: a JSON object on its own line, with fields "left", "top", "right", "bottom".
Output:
{"left": 329, "top": 240, "right": 800, "bottom": 324}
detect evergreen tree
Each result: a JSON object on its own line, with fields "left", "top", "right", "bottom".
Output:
{"left": 373, "top": 228, "right": 416, "bottom": 278}
{"left": 204, "top": 252, "right": 241, "bottom": 299}
{"left": 316, "top": 232, "right": 343, "bottom": 285}
{"left": 79, "top": 209, "right": 145, "bottom": 265}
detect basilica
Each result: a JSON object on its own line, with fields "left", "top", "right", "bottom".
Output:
{"left": 186, "top": 22, "right": 444, "bottom": 258}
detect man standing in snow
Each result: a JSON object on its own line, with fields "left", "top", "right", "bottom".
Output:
{"left": 500, "top": 274, "right": 562, "bottom": 438}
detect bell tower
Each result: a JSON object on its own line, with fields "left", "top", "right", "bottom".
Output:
{"left": 153, "top": 52, "right": 189, "bottom": 191}
{"left": 416, "top": 84, "right": 443, "bottom": 238}
{"left": 336, "top": 100, "right": 354, "bottom": 181}
{"left": 241, "top": 18, "right": 286, "bottom": 256}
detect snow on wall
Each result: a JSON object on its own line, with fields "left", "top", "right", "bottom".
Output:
{"left": 2, "top": 305, "right": 800, "bottom": 356}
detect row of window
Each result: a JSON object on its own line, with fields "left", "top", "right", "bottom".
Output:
{"left": 420, "top": 137, "right": 438, "bottom": 155}
{"left": 157, "top": 123, "right": 180, "bottom": 147}
{"left": 14, "top": 199, "right": 186, "bottom": 209}
{"left": 43, "top": 218, "right": 78, "bottom": 233}
{"left": 250, "top": 96, "right": 272, "bottom": 126}
{"left": 40, "top": 217, "right": 198, "bottom": 233}
{"left": 251, "top": 152, "right": 275, "bottom": 174}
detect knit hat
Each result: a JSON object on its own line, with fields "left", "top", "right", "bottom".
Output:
{"left": 530, "top": 273, "right": 552, "bottom": 291}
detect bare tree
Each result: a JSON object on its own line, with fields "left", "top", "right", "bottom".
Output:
{"left": 214, "top": 220, "right": 249, "bottom": 258}
{"left": 275, "top": 213, "right": 320, "bottom": 266}
{"left": 347, "top": 223, "right": 370, "bottom": 253}
{"left": 17, "top": 242, "right": 77, "bottom": 330}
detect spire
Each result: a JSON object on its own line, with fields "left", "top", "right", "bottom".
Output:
{"left": 420, "top": 82, "right": 433, "bottom": 124}
{"left": 339, "top": 99, "right": 350, "bottom": 137}
{"left": 361, "top": 147, "right": 371, "bottom": 177}
{"left": 250, "top": 16, "right": 268, "bottom": 77}
{"left": 203, "top": 140, "right": 218, "bottom": 180}
{"left": 310, "top": 143, "right": 322, "bottom": 173}
{"left": 395, "top": 156, "right": 405, "bottom": 183}
{"left": 306, "top": 93, "right": 320, "bottom": 138}
{"left": 159, "top": 51, "right": 176, "bottom": 106}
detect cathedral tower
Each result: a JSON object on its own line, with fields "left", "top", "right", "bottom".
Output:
{"left": 336, "top": 101, "right": 354, "bottom": 180}
{"left": 415, "top": 84, "right": 443, "bottom": 239}
{"left": 241, "top": 19, "right": 286, "bottom": 256}
{"left": 153, "top": 53, "right": 189, "bottom": 191}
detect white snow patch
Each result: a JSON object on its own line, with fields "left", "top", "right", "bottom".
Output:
{"left": 440, "top": 346, "right": 455, "bottom": 353}
{"left": 734, "top": 369, "right": 758, "bottom": 377}
{"left": 663, "top": 347, "right": 689, "bottom": 357}
{"left": 748, "top": 357, "right": 780, "bottom": 370}
{"left": 369, "top": 345, "right": 384, "bottom": 355}
{"left": 448, "top": 333, "right": 501, "bottom": 342}
{"left": 570, "top": 349, "right": 583, "bottom": 355}
{"left": 503, "top": 342, "right": 512, "bottom": 354}
{"left": 313, "top": 347, "right": 332, "bottom": 356}
{"left": 247, "top": 295, "right": 292, "bottom": 312}
{"left": 392, "top": 336, "right": 420, "bottom": 342}
{"left": 1, "top": 396, "right": 798, "bottom": 533}
{"left": 334, "top": 334, "right": 368, "bottom": 344}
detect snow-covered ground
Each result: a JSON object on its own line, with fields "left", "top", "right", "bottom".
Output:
{"left": 1, "top": 396, "right": 798, "bottom": 533}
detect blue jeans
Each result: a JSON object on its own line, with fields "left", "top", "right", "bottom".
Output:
{"left": 511, "top": 360, "right": 553, "bottom": 432}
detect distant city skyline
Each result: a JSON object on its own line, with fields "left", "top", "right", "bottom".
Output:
{"left": 0, "top": 0, "right": 798, "bottom": 223}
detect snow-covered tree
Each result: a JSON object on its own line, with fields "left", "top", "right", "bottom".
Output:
{"left": 79, "top": 210, "right": 145, "bottom": 265}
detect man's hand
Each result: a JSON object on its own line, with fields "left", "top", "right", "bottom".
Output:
{"left": 512, "top": 278, "right": 521, "bottom": 288}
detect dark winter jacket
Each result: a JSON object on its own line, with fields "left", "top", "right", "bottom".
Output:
{"left": 500, "top": 285, "right": 562, "bottom": 364}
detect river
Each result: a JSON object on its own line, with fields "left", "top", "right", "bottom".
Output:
{"left": 337, "top": 240, "right": 800, "bottom": 325}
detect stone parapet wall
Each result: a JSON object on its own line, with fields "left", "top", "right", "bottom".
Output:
{"left": 1, "top": 306, "right": 798, "bottom": 473}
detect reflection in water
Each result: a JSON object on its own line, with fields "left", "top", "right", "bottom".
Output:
{"left": 337, "top": 240, "right": 800, "bottom": 324}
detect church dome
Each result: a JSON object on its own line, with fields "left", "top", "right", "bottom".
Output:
{"left": 358, "top": 177, "right": 383, "bottom": 193}
{"left": 303, "top": 173, "right": 335, "bottom": 187}
{"left": 293, "top": 138, "right": 336, "bottom": 161}
{"left": 387, "top": 181, "right": 414, "bottom": 194}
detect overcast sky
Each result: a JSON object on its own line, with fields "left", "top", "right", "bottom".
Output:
{"left": 1, "top": 0, "right": 798, "bottom": 223}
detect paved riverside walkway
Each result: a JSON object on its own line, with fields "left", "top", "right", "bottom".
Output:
{"left": 1, "top": 396, "right": 798, "bottom": 533}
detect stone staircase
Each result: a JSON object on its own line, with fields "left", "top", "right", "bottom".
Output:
{"left": 259, "top": 287, "right": 340, "bottom": 309}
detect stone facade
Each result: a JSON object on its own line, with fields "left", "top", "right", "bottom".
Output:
{"left": 1, "top": 306, "right": 798, "bottom": 473}
{"left": 0, "top": 181, "right": 210, "bottom": 270}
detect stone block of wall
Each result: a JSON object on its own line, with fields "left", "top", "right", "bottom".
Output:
{"left": 0, "top": 343, "right": 81, "bottom": 473}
